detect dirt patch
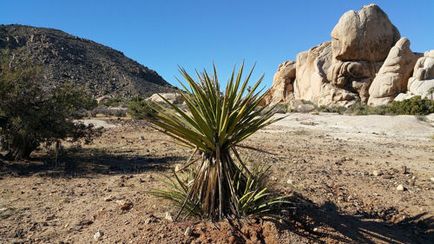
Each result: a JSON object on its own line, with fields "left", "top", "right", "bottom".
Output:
{"left": 1, "top": 114, "right": 433, "bottom": 243}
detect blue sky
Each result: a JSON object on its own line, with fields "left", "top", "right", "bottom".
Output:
{"left": 1, "top": 0, "right": 433, "bottom": 89}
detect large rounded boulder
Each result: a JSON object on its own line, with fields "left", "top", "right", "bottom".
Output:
{"left": 331, "top": 4, "right": 400, "bottom": 62}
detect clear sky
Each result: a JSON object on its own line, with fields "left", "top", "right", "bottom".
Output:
{"left": 1, "top": 0, "right": 433, "bottom": 89}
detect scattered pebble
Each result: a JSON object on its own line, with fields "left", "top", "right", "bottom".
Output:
{"left": 401, "top": 166, "right": 409, "bottom": 174}
{"left": 372, "top": 170, "right": 383, "bottom": 176}
{"left": 174, "top": 164, "right": 183, "bottom": 172}
{"left": 286, "top": 179, "right": 293, "bottom": 185}
{"left": 93, "top": 230, "right": 103, "bottom": 241}
{"left": 430, "top": 177, "right": 434, "bottom": 183}
{"left": 396, "top": 184, "right": 405, "bottom": 191}
{"left": 184, "top": 226, "right": 192, "bottom": 236}
{"left": 164, "top": 212, "right": 174, "bottom": 222}
{"left": 116, "top": 199, "right": 133, "bottom": 211}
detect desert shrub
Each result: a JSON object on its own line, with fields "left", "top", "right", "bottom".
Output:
{"left": 0, "top": 55, "right": 100, "bottom": 160}
{"left": 346, "top": 97, "right": 434, "bottom": 115}
{"left": 127, "top": 97, "right": 156, "bottom": 119}
{"left": 100, "top": 97, "right": 128, "bottom": 107}
{"left": 148, "top": 64, "right": 288, "bottom": 220}
{"left": 317, "top": 105, "right": 347, "bottom": 114}
{"left": 386, "top": 96, "right": 434, "bottom": 115}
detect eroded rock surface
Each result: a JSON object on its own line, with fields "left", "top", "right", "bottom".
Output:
{"left": 368, "top": 38, "right": 420, "bottom": 106}
{"left": 262, "top": 61, "right": 296, "bottom": 105}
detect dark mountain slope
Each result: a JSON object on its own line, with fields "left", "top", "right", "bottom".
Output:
{"left": 0, "top": 24, "right": 175, "bottom": 97}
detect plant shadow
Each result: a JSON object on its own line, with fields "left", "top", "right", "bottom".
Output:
{"left": 276, "top": 192, "right": 434, "bottom": 243}
{"left": 0, "top": 147, "right": 185, "bottom": 178}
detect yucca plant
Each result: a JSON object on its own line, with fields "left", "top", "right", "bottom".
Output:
{"left": 148, "top": 64, "right": 284, "bottom": 220}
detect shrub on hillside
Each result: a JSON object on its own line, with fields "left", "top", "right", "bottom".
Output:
{"left": 127, "top": 97, "right": 156, "bottom": 119}
{"left": 0, "top": 55, "right": 100, "bottom": 160}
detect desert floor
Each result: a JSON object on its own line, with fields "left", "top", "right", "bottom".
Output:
{"left": 1, "top": 113, "right": 434, "bottom": 243}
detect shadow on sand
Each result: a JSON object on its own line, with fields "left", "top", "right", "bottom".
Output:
{"left": 275, "top": 192, "right": 434, "bottom": 243}
{"left": 0, "top": 147, "right": 185, "bottom": 177}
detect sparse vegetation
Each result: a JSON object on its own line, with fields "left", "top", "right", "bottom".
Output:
{"left": 316, "top": 96, "right": 434, "bottom": 116}
{"left": 148, "top": 64, "right": 287, "bottom": 220}
{"left": 0, "top": 55, "right": 100, "bottom": 160}
{"left": 127, "top": 97, "right": 156, "bottom": 119}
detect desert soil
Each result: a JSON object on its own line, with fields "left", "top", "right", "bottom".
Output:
{"left": 1, "top": 113, "right": 433, "bottom": 243}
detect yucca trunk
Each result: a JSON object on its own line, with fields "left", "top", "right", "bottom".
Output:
{"left": 185, "top": 149, "right": 247, "bottom": 219}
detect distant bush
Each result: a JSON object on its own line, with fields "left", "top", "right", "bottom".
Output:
{"left": 347, "top": 97, "right": 434, "bottom": 115}
{"left": 0, "top": 55, "right": 100, "bottom": 160}
{"left": 100, "top": 97, "right": 128, "bottom": 107}
{"left": 386, "top": 96, "right": 434, "bottom": 115}
{"left": 317, "top": 105, "right": 347, "bottom": 114}
{"left": 127, "top": 97, "right": 156, "bottom": 119}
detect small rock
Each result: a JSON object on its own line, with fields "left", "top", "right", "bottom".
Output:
{"left": 396, "top": 184, "right": 405, "bottom": 191}
{"left": 372, "top": 170, "right": 383, "bottom": 176}
{"left": 164, "top": 212, "right": 173, "bottom": 222}
{"left": 77, "top": 219, "right": 94, "bottom": 226}
{"left": 401, "top": 166, "right": 409, "bottom": 174}
{"left": 93, "top": 230, "right": 103, "bottom": 241}
{"left": 270, "top": 176, "right": 278, "bottom": 181}
{"left": 116, "top": 199, "right": 133, "bottom": 211}
{"left": 286, "top": 179, "right": 293, "bottom": 185}
{"left": 104, "top": 196, "right": 114, "bottom": 202}
{"left": 174, "top": 164, "right": 183, "bottom": 172}
{"left": 184, "top": 226, "right": 192, "bottom": 236}
{"left": 430, "top": 177, "right": 434, "bottom": 183}
{"left": 382, "top": 174, "right": 393, "bottom": 179}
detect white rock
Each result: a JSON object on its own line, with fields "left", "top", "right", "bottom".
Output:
{"left": 430, "top": 177, "right": 434, "bottom": 183}
{"left": 396, "top": 184, "right": 405, "bottom": 191}
{"left": 184, "top": 226, "right": 193, "bottom": 236}
{"left": 174, "top": 164, "right": 183, "bottom": 172}
{"left": 164, "top": 212, "right": 173, "bottom": 222}
{"left": 93, "top": 230, "right": 103, "bottom": 241}
{"left": 372, "top": 170, "right": 383, "bottom": 176}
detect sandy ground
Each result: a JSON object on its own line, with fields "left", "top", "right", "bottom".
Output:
{"left": 1, "top": 113, "right": 433, "bottom": 243}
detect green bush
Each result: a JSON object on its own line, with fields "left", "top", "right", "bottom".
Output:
{"left": 127, "top": 97, "right": 156, "bottom": 119}
{"left": 346, "top": 97, "right": 434, "bottom": 115}
{"left": 317, "top": 105, "right": 347, "bottom": 114}
{"left": 386, "top": 96, "right": 434, "bottom": 115}
{"left": 0, "top": 55, "right": 100, "bottom": 160}
{"left": 100, "top": 97, "right": 127, "bottom": 107}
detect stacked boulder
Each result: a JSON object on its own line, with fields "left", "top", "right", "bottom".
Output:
{"left": 395, "top": 50, "right": 434, "bottom": 101}
{"left": 265, "top": 4, "right": 433, "bottom": 107}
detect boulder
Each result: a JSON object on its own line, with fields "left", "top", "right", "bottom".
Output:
{"left": 294, "top": 42, "right": 358, "bottom": 107}
{"left": 368, "top": 38, "right": 420, "bottom": 106}
{"left": 331, "top": 4, "right": 400, "bottom": 62}
{"left": 294, "top": 42, "right": 332, "bottom": 104}
{"left": 146, "top": 92, "right": 183, "bottom": 104}
{"left": 398, "top": 50, "right": 434, "bottom": 100}
{"left": 261, "top": 61, "right": 296, "bottom": 105}
{"left": 328, "top": 60, "right": 382, "bottom": 103}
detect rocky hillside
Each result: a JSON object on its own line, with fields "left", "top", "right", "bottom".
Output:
{"left": 0, "top": 24, "right": 175, "bottom": 97}
{"left": 263, "top": 4, "right": 434, "bottom": 107}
